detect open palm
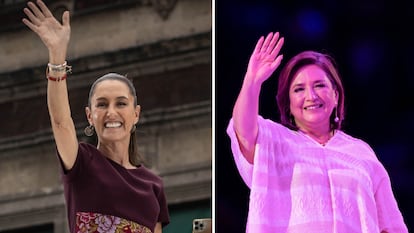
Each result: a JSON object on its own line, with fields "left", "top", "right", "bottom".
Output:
{"left": 22, "top": 0, "right": 70, "bottom": 52}
{"left": 246, "top": 32, "right": 284, "bottom": 85}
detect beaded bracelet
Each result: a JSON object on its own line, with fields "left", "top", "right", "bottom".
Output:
{"left": 47, "top": 61, "right": 72, "bottom": 73}
{"left": 46, "top": 61, "right": 72, "bottom": 82}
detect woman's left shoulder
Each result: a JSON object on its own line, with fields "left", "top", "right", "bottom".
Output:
{"left": 335, "top": 131, "right": 377, "bottom": 157}
{"left": 137, "top": 165, "right": 164, "bottom": 184}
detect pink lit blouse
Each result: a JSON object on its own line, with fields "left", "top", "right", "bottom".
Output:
{"left": 227, "top": 116, "right": 408, "bottom": 233}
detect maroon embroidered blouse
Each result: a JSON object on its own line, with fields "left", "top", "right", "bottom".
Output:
{"left": 58, "top": 142, "right": 170, "bottom": 233}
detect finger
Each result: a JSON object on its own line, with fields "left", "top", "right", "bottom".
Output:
{"left": 62, "top": 11, "right": 70, "bottom": 27}
{"left": 23, "top": 7, "right": 41, "bottom": 26}
{"left": 260, "top": 32, "right": 273, "bottom": 53}
{"left": 37, "top": 0, "right": 53, "bottom": 18}
{"left": 27, "top": 1, "right": 45, "bottom": 19}
{"left": 253, "top": 36, "right": 264, "bottom": 55}
{"left": 271, "top": 37, "right": 284, "bottom": 58}
{"left": 270, "top": 55, "right": 283, "bottom": 70}
{"left": 265, "top": 32, "right": 279, "bottom": 54}
{"left": 22, "top": 18, "right": 38, "bottom": 33}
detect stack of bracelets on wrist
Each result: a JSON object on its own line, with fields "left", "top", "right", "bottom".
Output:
{"left": 46, "top": 61, "right": 72, "bottom": 82}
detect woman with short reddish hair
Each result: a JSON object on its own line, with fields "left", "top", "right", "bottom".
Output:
{"left": 228, "top": 32, "right": 407, "bottom": 232}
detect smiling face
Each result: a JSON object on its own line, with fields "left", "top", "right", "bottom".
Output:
{"left": 86, "top": 79, "right": 140, "bottom": 144}
{"left": 289, "top": 64, "right": 338, "bottom": 132}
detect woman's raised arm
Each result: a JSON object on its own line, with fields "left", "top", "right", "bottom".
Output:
{"left": 23, "top": 0, "right": 78, "bottom": 170}
{"left": 232, "top": 32, "right": 284, "bottom": 164}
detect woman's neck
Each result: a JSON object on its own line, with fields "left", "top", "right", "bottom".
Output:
{"left": 298, "top": 126, "right": 334, "bottom": 145}
{"left": 97, "top": 141, "right": 135, "bottom": 168}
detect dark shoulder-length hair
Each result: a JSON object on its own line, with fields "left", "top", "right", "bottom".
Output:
{"left": 276, "top": 51, "right": 345, "bottom": 131}
{"left": 88, "top": 73, "right": 145, "bottom": 166}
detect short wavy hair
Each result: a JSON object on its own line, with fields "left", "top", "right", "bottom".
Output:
{"left": 276, "top": 51, "right": 345, "bottom": 131}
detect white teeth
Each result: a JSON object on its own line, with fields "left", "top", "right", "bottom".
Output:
{"left": 305, "top": 104, "right": 322, "bottom": 110}
{"left": 105, "top": 122, "right": 122, "bottom": 128}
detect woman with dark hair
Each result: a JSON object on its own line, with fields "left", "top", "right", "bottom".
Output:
{"left": 22, "top": 1, "right": 169, "bottom": 232}
{"left": 227, "top": 32, "right": 407, "bottom": 232}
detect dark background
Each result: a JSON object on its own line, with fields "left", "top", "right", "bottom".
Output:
{"left": 216, "top": 0, "right": 414, "bottom": 232}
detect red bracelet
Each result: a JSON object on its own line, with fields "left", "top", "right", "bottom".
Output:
{"left": 47, "top": 74, "right": 67, "bottom": 82}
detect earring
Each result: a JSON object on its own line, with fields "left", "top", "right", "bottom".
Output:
{"left": 130, "top": 124, "right": 136, "bottom": 133}
{"left": 334, "top": 107, "right": 339, "bottom": 123}
{"left": 84, "top": 125, "right": 95, "bottom": 137}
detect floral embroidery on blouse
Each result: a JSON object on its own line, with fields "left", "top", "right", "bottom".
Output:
{"left": 76, "top": 212, "right": 152, "bottom": 233}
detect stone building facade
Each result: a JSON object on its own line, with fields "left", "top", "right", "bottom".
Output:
{"left": 0, "top": 0, "right": 211, "bottom": 232}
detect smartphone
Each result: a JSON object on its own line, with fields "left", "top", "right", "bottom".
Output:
{"left": 192, "top": 218, "right": 212, "bottom": 233}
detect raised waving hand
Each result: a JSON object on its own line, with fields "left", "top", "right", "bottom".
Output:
{"left": 22, "top": 0, "right": 78, "bottom": 170}
{"left": 22, "top": 0, "right": 70, "bottom": 63}
{"left": 232, "top": 32, "right": 284, "bottom": 164}
{"left": 245, "top": 32, "right": 284, "bottom": 85}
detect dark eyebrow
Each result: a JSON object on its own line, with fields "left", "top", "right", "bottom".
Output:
{"left": 291, "top": 83, "right": 304, "bottom": 88}
{"left": 314, "top": 79, "right": 327, "bottom": 83}
{"left": 116, "top": 96, "right": 129, "bottom": 101}
{"left": 95, "top": 97, "right": 107, "bottom": 102}
{"left": 95, "top": 96, "right": 129, "bottom": 101}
